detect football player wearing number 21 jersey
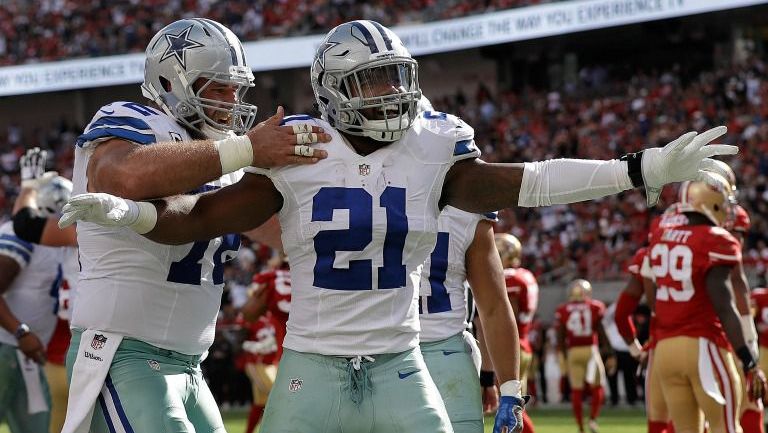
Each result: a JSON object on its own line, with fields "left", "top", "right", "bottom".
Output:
{"left": 61, "top": 19, "right": 737, "bottom": 433}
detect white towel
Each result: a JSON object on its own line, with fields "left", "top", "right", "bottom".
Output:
{"left": 15, "top": 350, "right": 48, "bottom": 414}
{"left": 61, "top": 329, "right": 123, "bottom": 433}
{"left": 698, "top": 337, "right": 726, "bottom": 405}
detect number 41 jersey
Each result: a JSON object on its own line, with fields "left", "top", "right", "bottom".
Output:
{"left": 71, "top": 101, "right": 242, "bottom": 356}
{"left": 649, "top": 223, "right": 741, "bottom": 349}
{"left": 247, "top": 111, "right": 479, "bottom": 355}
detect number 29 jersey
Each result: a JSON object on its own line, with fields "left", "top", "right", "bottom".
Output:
{"left": 247, "top": 112, "right": 479, "bottom": 355}
{"left": 648, "top": 223, "right": 741, "bottom": 349}
{"left": 71, "top": 101, "right": 242, "bottom": 356}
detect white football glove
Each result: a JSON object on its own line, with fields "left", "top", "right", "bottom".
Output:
{"left": 19, "top": 147, "right": 52, "bottom": 189}
{"left": 639, "top": 126, "right": 736, "bottom": 206}
{"left": 58, "top": 193, "right": 157, "bottom": 234}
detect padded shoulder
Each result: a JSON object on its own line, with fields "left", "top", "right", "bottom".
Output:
{"left": 405, "top": 111, "right": 480, "bottom": 164}
{"left": 76, "top": 101, "right": 165, "bottom": 148}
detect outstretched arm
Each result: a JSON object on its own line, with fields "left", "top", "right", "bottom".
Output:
{"left": 442, "top": 126, "right": 735, "bottom": 212}
{"left": 60, "top": 173, "right": 283, "bottom": 245}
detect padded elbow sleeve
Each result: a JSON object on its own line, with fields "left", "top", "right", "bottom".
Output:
{"left": 12, "top": 207, "right": 47, "bottom": 244}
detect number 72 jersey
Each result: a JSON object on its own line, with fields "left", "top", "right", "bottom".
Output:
{"left": 648, "top": 224, "right": 741, "bottom": 349}
{"left": 247, "top": 112, "right": 479, "bottom": 355}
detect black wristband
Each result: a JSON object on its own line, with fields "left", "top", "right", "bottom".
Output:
{"left": 480, "top": 370, "right": 495, "bottom": 387}
{"left": 620, "top": 151, "right": 644, "bottom": 187}
{"left": 736, "top": 346, "right": 757, "bottom": 372}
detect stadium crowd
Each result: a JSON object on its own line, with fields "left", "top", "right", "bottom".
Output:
{"left": 0, "top": 0, "right": 557, "bottom": 66}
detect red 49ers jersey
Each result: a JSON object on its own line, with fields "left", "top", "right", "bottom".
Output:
{"left": 649, "top": 224, "right": 741, "bottom": 349}
{"left": 555, "top": 299, "right": 605, "bottom": 348}
{"left": 504, "top": 267, "right": 539, "bottom": 353}
{"left": 626, "top": 247, "right": 648, "bottom": 283}
{"left": 751, "top": 287, "right": 768, "bottom": 348}
{"left": 252, "top": 268, "right": 291, "bottom": 359}
{"left": 242, "top": 312, "right": 280, "bottom": 365}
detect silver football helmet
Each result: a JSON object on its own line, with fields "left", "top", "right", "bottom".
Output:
{"left": 311, "top": 20, "right": 421, "bottom": 142}
{"left": 141, "top": 18, "right": 258, "bottom": 139}
{"left": 38, "top": 176, "right": 72, "bottom": 217}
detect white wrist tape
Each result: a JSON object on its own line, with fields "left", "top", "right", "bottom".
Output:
{"left": 127, "top": 201, "right": 158, "bottom": 235}
{"left": 629, "top": 339, "right": 643, "bottom": 359}
{"left": 214, "top": 135, "right": 253, "bottom": 174}
{"left": 499, "top": 379, "right": 522, "bottom": 398}
{"left": 518, "top": 159, "right": 634, "bottom": 207}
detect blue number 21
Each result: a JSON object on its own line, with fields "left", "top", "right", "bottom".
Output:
{"left": 312, "top": 186, "right": 407, "bottom": 290}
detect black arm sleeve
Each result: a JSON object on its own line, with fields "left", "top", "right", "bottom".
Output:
{"left": 12, "top": 207, "right": 48, "bottom": 244}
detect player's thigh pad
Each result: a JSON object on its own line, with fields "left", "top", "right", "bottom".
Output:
{"left": 422, "top": 332, "right": 483, "bottom": 432}
{"left": 567, "top": 346, "right": 592, "bottom": 389}
{"left": 67, "top": 330, "right": 223, "bottom": 433}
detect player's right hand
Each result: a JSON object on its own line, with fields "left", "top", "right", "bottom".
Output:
{"left": 18, "top": 332, "right": 46, "bottom": 365}
{"left": 246, "top": 106, "right": 331, "bottom": 168}
{"left": 746, "top": 367, "right": 768, "bottom": 402}
{"left": 58, "top": 193, "right": 141, "bottom": 229}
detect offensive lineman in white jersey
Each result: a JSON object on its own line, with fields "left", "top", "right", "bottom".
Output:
{"left": 419, "top": 207, "right": 522, "bottom": 433}
{"left": 0, "top": 208, "right": 69, "bottom": 433}
{"left": 62, "top": 20, "right": 737, "bottom": 433}
{"left": 58, "top": 18, "right": 329, "bottom": 433}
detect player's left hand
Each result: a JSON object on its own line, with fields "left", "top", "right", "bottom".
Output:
{"left": 746, "top": 367, "right": 768, "bottom": 402}
{"left": 482, "top": 384, "right": 499, "bottom": 414}
{"left": 639, "top": 126, "right": 736, "bottom": 206}
{"left": 58, "top": 193, "right": 142, "bottom": 229}
{"left": 493, "top": 395, "right": 528, "bottom": 433}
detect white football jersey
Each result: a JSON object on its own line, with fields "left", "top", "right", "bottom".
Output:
{"left": 247, "top": 111, "right": 479, "bottom": 355}
{"left": 71, "top": 101, "right": 242, "bottom": 355}
{"left": 418, "top": 206, "right": 496, "bottom": 343}
{"left": 0, "top": 222, "right": 65, "bottom": 346}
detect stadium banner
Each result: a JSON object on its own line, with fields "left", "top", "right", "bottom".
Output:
{"left": 1, "top": 0, "right": 766, "bottom": 96}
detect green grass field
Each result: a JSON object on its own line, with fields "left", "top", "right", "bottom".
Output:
{"left": 1, "top": 407, "right": 646, "bottom": 433}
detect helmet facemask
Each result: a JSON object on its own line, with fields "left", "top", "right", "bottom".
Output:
{"left": 322, "top": 57, "right": 420, "bottom": 142}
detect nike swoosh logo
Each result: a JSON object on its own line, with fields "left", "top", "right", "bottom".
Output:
{"left": 100, "top": 108, "right": 115, "bottom": 115}
{"left": 442, "top": 350, "right": 462, "bottom": 356}
{"left": 398, "top": 369, "right": 420, "bottom": 379}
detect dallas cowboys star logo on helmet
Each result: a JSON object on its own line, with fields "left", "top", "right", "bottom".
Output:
{"left": 316, "top": 40, "right": 341, "bottom": 69}
{"left": 160, "top": 25, "right": 205, "bottom": 69}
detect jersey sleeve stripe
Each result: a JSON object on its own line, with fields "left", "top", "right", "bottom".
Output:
{"left": 0, "top": 233, "right": 34, "bottom": 252}
{"left": 76, "top": 127, "right": 156, "bottom": 147}
{"left": 454, "top": 139, "right": 479, "bottom": 156}
{"left": 482, "top": 211, "right": 498, "bottom": 221}
{"left": 709, "top": 252, "right": 740, "bottom": 261}
{"left": 88, "top": 116, "right": 152, "bottom": 132}
{"left": 0, "top": 243, "right": 32, "bottom": 264}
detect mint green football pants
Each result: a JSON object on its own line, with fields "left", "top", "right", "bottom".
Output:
{"left": 260, "top": 346, "right": 454, "bottom": 432}
{"left": 66, "top": 329, "right": 224, "bottom": 433}
{"left": 421, "top": 332, "right": 484, "bottom": 433}
{"left": 0, "top": 342, "right": 51, "bottom": 433}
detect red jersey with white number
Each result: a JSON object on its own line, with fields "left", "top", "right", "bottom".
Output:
{"left": 242, "top": 312, "right": 280, "bottom": 365}
{"left": 555, "top": 299, "right": 605, "bottom": 348}
{"left": 252, "top": 268, "right": 291, "bottom": 359}
{"left": 626, "top": 247, "right": 647, "bottom": 282}
{"left": 751, "top": 287, "right": 768, "bottom": 348}
{"left": 649, "top": 224, "right": 741, "bottom": 349}
{"left": 504, "top": 267, "right": 539, "bottom": 353}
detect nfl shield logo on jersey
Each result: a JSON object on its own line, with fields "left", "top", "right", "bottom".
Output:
{"left": 288, "top": 377, "right": 303, "bottom": 392}
{"left": 359, "top": 163, "right": 371, "bottom": 176}
{"left": 91, "top": 334, "right": 108, "bottom": 350}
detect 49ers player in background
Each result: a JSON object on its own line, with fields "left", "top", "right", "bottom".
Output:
{"left": 650, "top": 173, "right": 766, "bottom": 433}
{"left": 240, "top": 253, "right": 291, "bottom": 433}
{"left": 489, "top": 233, "right": 537, "bottom": 433}
{"left": 555, "top": 279, "right": 613, "bottom": 433}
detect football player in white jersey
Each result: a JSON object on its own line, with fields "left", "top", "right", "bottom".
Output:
{"left": 61, "top": 20, "right": 737, "bottom": 433}
{"left": 418, "top": 207, "right": 523, "bottom": 433}
{"left": 11, "top": 147, "right": 78, "bottom": 433}
{"left": 56, "top": 18, "right": 330, "bottom": 433}
{"left": 0, "top": 172, "right": 69, "bottom": 433}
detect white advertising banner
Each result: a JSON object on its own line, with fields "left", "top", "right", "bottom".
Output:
{"left": 0, "top": 0, "right": 765, "bottom": 96}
